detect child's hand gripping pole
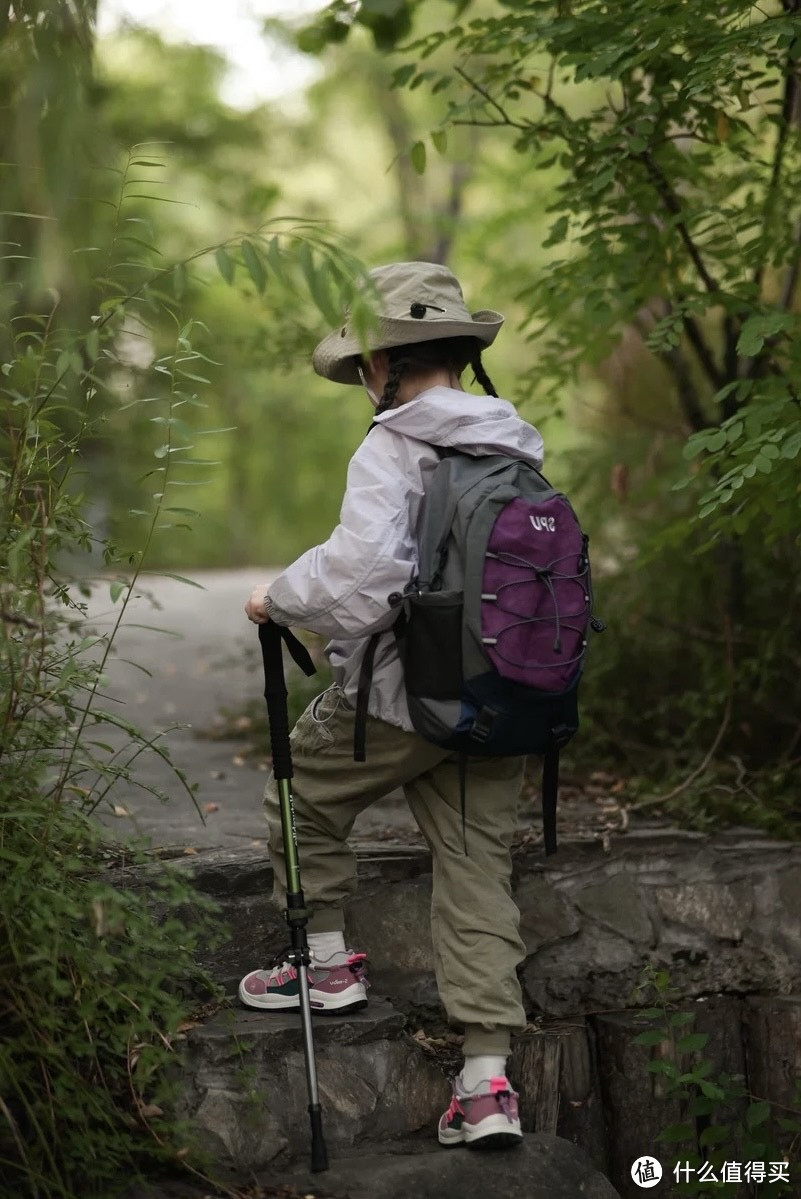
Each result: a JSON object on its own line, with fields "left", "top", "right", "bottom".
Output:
{"left": 257, "top": 622, "right": 328, "bottom": 1173}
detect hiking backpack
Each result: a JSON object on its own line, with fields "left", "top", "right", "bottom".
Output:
{"left": 353, "top": 448, "right": 605, "bottom": 855}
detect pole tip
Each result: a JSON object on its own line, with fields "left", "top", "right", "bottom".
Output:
{"left": 309, "top": 1107, "right": 328, "bottom": 1172}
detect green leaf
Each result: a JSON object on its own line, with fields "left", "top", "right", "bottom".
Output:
{"left": 298, "top": 243, "right": 339, "bottom": 326}
{"left": 151, "top": 572, "right": 206, "bottom": 589}
{"left": 215, "top": 246, "right": 234, "bottom": 284}
{"left": 241, "top": 239, "right": 266, "bottom": 293}
{"left": 393, "top": 63, "right": 417, "bottom": 88}
{"left": 265, "top": 236, "right": 287, "bottom": 284}
{"left": 746, "top": 1100, "right": 771, "bottom": 1128}
{"left": 109, "top": 581, "right": 127, "bottom": 603}
{"left": 633, "top": 1029, "right": 668, "bottom": 1046}
{"left": 736, "top": 311, "right": 792, "bottom": 357}
{"left": 669, "top": 1011, "right": 696, "bottom": 1027}
{"left": 683, "top": 435, "right": 708, "bottom": 461}
{"left": 411, "top": 141, "right": 427, "bottom": 175}
{"left": 698, "top": 1123, "right": 730, "bottom": 1147}
{"left": 656, "top": 1123, "right": 695, "bottom": 1143}
{"left": 173, "top": 262, "right": 187, "bottom": 300}
{"left": 645, "top": 1059, "right": 678, "bottom": 1077}
{"left": 432, "top": 129, "right": 448, "bottom": 154}
{"left": 676, "top": 1031, "right": 705, "bottom": 1050}
{"left": 781, "top": 430, "right": 801, "bottom": 459}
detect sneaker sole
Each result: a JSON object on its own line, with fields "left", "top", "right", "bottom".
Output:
{"left": 465, "top": 1113, "right": 523, "bottom": 1149}
{"left": 238, "top": 981, "right": 368, "bottom": 1014}
{"left": 467, "top": 1131, "right": 523, "bottom": 1150}
{"left": 438, "top": 1125, "right": 523, "bottom": 1150}
{"left": 312, "top": 997, "right": 369, "bottom": 1015}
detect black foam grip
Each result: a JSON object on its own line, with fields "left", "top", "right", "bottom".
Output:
{"left": 258, "top": 623, "right": 316, "bottom": 782}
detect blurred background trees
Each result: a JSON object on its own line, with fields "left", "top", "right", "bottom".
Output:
{"left": 2, "top": 0, "right": 800, "bottom": 826}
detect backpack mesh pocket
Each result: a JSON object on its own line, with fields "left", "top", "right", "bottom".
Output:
{"left": 403, "top": 590, "right": 463, "bottom": 700}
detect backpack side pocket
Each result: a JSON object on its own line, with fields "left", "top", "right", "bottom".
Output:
{"left": 402, "top": 590, "right": 463, "bottom": 701}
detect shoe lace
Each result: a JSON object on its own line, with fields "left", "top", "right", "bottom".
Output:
{"left": 266, "top": 947, "right": 300, "bottom": 985}
{"left": 346, "top": 951, "right": 369, "bottom": 987}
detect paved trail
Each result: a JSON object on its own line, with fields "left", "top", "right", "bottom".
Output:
{"left": 86, "top": 569, "right": 419, "bottom": 852}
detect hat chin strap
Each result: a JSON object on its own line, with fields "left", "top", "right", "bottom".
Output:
{"left": 357, "top": 363, "right": 381, "bottom": 409}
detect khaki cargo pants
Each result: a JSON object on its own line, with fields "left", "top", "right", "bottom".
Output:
{"left": 263, "top": 682, "right": 528, "bottom": 1057}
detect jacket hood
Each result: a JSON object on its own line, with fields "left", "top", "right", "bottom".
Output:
{"left": 373, "top": 386, "right": 544, "bottom": 468}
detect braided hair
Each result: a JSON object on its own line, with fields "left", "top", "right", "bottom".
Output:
{"left": 370, "top": 336, "right": 498, "bottom": 414}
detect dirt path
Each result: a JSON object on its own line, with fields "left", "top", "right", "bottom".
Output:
{"left": 83, "top": 569, "right": 421, "bottom": 852}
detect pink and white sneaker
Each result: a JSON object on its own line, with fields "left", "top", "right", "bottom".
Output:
{"left": 238, "top": 949, "right": 369, "bottom": 1014}
{"left": 438, "top": 1075, "right": 523, "bottom": 1149}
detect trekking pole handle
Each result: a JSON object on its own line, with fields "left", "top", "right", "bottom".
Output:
{"left": 258, "top": 621, "right": 316, "bottom": 782}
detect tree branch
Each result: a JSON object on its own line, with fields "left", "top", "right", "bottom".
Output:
{"left": 680, "top": 308, "right": 726, "bottom": 390}
{"left": 779, "top": 216, "right": 801, "bottom": 310}
{"left": 429, "top": 140, "right": 476, "bottom": 265}
{"left": 638, "top": 152, "right": 719, "bottom": 295}
{"left": 633, "top": 300, "right": 711, "bottom": 430}
{"left": 454, "top": 65, "right": 531, "bottom": 131}
{"left": 754, "top": 0, "right": 801, "bottom": 294}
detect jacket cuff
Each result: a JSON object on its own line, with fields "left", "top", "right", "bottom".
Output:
{"left": 264, "top": 594, "right": 291, "bottom": 627}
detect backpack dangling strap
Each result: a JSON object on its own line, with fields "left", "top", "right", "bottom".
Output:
{"left": 458, "top": 750, "right": 468, "bottom": 856}
{"left": 354, "top": 632, "right": 381, "bottom": 762}
{"left": 541, "top": 740, "right": 560, "bottom": 856}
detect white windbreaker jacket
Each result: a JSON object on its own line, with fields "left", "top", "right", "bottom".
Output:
{"left": 266, "top": 386, "right": 545, "bottom": 731}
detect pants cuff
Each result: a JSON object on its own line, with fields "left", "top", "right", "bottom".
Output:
{"left": 462, "top": 1025, "right": 513, "bottom": 1057}
{"left": 307, "top": 907, "right": 346, "bottom": 934}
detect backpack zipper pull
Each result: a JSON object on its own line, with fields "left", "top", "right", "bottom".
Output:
{"left": 590, "top": 615, "right": 606, "bottom": 633}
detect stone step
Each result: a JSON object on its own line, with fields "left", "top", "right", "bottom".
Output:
{"left": 277, "top": 1133, "right": 622, "bottom": 1199}
{"left": 178, "top": 998, "right": 451, "bottom": 1172}
{"left": 136, "top": 829, "right": 801, "bottom": 1024}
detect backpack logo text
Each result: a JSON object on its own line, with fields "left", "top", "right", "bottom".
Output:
{"left": 529, "top": 514, "right": 556, "bottom": 533}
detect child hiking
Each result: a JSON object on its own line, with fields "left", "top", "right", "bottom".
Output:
{"left": 240, "top": 261, "right": 546, "bottom": 1149}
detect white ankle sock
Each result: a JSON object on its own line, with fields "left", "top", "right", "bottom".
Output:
{"left": 307, "top": 931, "right": 346, "bottom": 961}
{"left": 459, "top": 1055, "right": 508, "bottom": 1093}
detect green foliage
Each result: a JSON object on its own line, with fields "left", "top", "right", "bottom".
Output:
{"left": 628, "top": 966, "right": 801, "bottom": 1196}
{"left": 565, "top": 424, "right": 801, "bottom": 828}
{"left": 310, "top": 0, "right": 801, "bottom": 819}
{"left": 382, "top": 0, "right": 801, "bottom": 542}
{"left": 0, "top": 131, "right": 233, "bottom": 1189}
{"left": 0, "top": 13, "right": 384, "bottom": 1190}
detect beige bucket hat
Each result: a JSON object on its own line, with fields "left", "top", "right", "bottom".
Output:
{"left": 312, "top": 261, "right": 504, "bottom": 385}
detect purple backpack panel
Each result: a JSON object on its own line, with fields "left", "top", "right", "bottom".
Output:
{"left": 480, "top": 496, "right": 589, "bottom": 691}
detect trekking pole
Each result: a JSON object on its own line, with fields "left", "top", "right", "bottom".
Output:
{"left": 257, "top": 620, "right": 328, "bottom": 1174}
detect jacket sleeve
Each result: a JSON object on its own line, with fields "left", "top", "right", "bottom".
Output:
{"left": 266, "top": 427, "right": 426, "bottom": 639}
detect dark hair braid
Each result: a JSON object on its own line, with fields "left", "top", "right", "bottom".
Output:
{"left": 375, "top": 351, "right": 408, "bottom": 415}
{"left": 471, "top": 351, "right": 498, "bottom": 398}
{"left": 367, "top": 338, "right": 497, "bottom": 417}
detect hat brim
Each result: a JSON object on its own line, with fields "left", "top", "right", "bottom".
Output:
{"left": 312, "top": 309, "right": 504, "bottom": 385}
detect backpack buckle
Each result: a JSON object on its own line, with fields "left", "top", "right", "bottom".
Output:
{"left": 470, "top": 707, "right": 496, "bottom": 744}
{"left": 550, "top": 723, "right": 572, "bottom": 749}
